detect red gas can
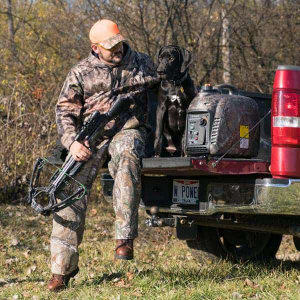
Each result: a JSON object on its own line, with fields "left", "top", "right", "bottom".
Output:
{"left": 271, "top": 65, "right": 300, "bottom": 178}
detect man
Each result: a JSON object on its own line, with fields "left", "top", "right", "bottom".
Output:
{"left": 48, "top": 19, "right": 159, "bottom": 291}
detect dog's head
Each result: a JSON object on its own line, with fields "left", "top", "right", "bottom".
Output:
{"left": 156, "top": 45, "right": 192, "bottom": 80}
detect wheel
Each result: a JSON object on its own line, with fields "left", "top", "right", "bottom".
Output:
{"left": 186, "top": 226, "right": 227, "bottom": 264}
{"left": 186, "top": 226, "right": 282, "bottom": 263}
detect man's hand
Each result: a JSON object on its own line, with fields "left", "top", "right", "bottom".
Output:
{"left": 69, "top": 140, "right": 92, "bottom": 161}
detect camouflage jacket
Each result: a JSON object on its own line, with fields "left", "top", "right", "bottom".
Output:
{"left": 56, "top": 44, "right": 159, "bottom": 149}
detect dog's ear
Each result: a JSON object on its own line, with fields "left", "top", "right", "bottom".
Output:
{"left": 180, "top": 48, "right": 192, "bottom": 73}
{"left": 156, "top": 47, "right": 165, "bottom": 63}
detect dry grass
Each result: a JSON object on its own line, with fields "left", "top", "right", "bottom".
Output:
{"left": 1, "top": 200, "right": 300, "bottom": 300}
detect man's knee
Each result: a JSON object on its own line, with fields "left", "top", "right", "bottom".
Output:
{"left": 109, "top": 129, "right": 146, "bottom": 159}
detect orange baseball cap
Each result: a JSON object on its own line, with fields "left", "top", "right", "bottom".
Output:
{"left": 89, "top": 19, "right": 126, "bottom": 49}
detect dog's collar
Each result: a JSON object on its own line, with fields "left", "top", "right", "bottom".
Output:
{"left": 174, "top": 71, "right": 188, "bottom": 85}
{"left": 161, "top": 71, "right": 188, "bottom": 89}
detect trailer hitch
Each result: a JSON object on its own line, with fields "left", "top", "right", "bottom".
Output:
{"left": 145, "top": 206, "right": 175, "bottom": 227}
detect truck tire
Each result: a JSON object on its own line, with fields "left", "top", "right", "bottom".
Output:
{"left": 186, "top": 226, "right": 282, "bottom": 263}
{"left": 186, "top": 226, "right": 227, "bottom": 264}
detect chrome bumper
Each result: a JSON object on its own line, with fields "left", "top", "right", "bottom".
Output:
{"left": 253, "top": 178, "right": 300, "bottom": 215}
{"left": 101, "top": 172, "right": 300, "bottom": 216}
{"left": 143, "top": 178, "right": 300, "bottom": 217}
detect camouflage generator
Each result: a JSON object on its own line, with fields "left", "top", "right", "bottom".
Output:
{"left": 185, "top": 85, "right": 260, "bottom": 157}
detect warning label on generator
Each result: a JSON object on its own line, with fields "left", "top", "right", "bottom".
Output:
{"left": 240, "top": 125, "right": 249, "bottom": 149}
{"left": 240, "top": 138, "right": 249, "bottom": 149}
{"left": 240, "top": 125, "right": 249, "bottom": 138}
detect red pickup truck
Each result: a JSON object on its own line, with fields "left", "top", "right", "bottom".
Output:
{"left": 102, "top": 65, "right": 300, "bottom": 262}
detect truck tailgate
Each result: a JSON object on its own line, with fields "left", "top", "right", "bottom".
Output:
{"left": 142, "top": 157, "right": 270, "bottom": 176}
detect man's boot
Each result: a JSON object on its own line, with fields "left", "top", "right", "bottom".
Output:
{"left": 115, "top": 239, "right": 133, "bottom": 260}
{"left": 48, "top": 267, "right": 79, "bottom": 292}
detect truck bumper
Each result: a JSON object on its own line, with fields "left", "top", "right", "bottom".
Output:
{"left": 101, "top": 172, "right": 300, "bottom": 216}
{"left": 254, "top": 178, "right": 300, "bottom": 215}
{"left": 141, "top": 177, "right": 300, "bottom": 217}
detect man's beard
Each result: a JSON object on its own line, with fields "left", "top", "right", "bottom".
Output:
{"left": 99, "top": 50, "right": 123, "bottom": 65}
{"left": 111, "top": 51, "right": 123, "bottom": 63}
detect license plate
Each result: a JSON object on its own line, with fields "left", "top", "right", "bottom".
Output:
{"left": 172, "top": 179, "right": 199, "bottom": 204}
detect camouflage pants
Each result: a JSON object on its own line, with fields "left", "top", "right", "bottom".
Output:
{"left": 50, "top": 128, "right": 146, "bottom": 275}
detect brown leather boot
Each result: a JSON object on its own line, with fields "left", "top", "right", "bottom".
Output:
{"left": 48, "top": 267, "right": 79, "bottom": 292}
{"left": 115, "top": 239, "right": 133, "bottom": 260}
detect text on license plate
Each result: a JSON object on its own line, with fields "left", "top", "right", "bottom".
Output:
{"left": 172, "top": 179, "right": 199, "bottom": 204}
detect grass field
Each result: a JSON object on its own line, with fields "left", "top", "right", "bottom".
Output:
{"left": 1, "top": 200, "right": 300, "bottom": 300}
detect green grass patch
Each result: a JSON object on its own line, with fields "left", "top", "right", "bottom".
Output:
{"left": 1, "top": 202, "right": 300, "bottom": 299}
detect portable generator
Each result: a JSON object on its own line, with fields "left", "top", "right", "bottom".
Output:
{"left": 185, "top": 84, "right": 260, "bottom": 157}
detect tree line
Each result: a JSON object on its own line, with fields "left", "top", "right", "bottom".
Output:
{"left": 0, "top": 0, "right": 299, "bottom": 194}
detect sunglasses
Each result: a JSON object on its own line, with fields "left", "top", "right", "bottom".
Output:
{"left": 97, "top": 42, "right": 123, "bottom": 51}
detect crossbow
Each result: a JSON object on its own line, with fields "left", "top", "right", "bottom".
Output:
{"left": 28, "top": 96, "right": 131, "bottom": 215}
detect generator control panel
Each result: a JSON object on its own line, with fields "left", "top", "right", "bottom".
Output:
{"left": 185, "top": 112, "right": 210, "bottom": 155}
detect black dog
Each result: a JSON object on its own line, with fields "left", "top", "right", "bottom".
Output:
{"left": 154, "top": 45, "right": 197, "bottom": 156}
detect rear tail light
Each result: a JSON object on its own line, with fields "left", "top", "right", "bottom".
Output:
{"left": 272, "top": 91, "right": 300, "bottom": 117}
{"left": 272, "top": 90, "right": 300, "bottom": 145}
{"left": 271, "top": 65, "right": 300, "bottom": 178}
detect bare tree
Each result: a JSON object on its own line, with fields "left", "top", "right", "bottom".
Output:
{"left": 6, "top": 0, "right": 17, "bottom": 57}
{"left": 221, "top": 0, "right": 232, "bottom": 84}
{"left": 0, "top": 0, "right": 300, "bottom": 190}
